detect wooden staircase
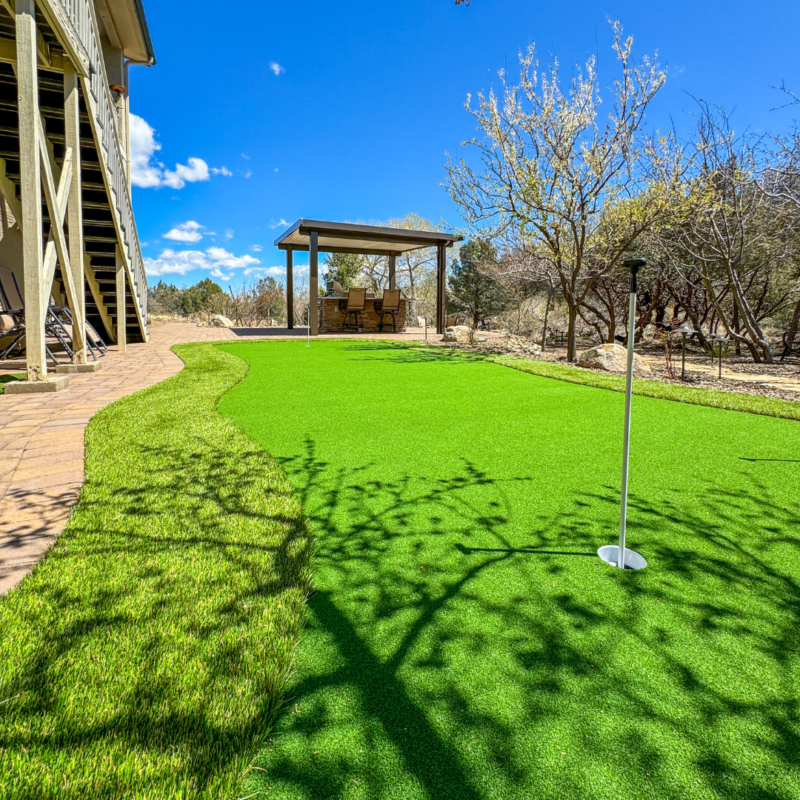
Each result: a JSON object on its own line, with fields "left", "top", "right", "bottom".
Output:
{"left": 0, "top": 56, "right": 142, "bottom": 344}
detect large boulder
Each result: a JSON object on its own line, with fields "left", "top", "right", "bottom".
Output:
{"left": 442, "top": 325, "right": 472, "bottom": 343}
{"left": 504, "top": 333, "right": 542, "bottom": 356}
{"left": 578, "top": 343, "right": 651, "bottom": 376}
{"left": 210, "top": 315, "right": 234, "bottom": 328}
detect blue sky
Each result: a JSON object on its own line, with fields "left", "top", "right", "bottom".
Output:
{"left": 130, "top": 0, "right": 800, "bottom": 289}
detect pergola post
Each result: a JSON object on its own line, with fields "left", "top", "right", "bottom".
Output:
{"left": 16, "top": 0, "right": 46, "bottom": 381}
{"left": 286, "top": 248, "right": 294, "bottom": 329}
{"left": 436, "top": 243, "right": 446, "bottom": 334}
{"left": 388, "top": 253, "right": 396, "bottom": 289}
{"left": 309, "top": 231, "right": 319, "bottom": 336}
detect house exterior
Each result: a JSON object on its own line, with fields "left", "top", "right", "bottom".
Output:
{"left": 0, "top": 0, "right": 153, "bottom": 383}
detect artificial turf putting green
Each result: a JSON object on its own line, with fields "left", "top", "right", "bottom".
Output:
{"left": 219, "top": 339, "right": 800, "bottom": 800}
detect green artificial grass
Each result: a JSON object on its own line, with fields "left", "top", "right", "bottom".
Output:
{"left": 0, "top": 373, "right": 25, "bottom": 392}
{"left": 0, "top": 344, "right": 310, "bottom": 799}
{"left": 218, "top": 339, "right": 800, "bottom": 800}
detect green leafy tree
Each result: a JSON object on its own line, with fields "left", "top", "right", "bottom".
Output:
{"left": 323, "top": 253, "right": 363, "bottom": 290}
{"left": 148, "top": 281, "right": 184, "bottom": 316}
{"left": 255, "top": 276, "right": 287, "bottom": 323}
{"left": 181, "top": 278, "right": 223, "bottom": 315}
{"left": 448, "top": 239, "right": 507, "bottom": 328}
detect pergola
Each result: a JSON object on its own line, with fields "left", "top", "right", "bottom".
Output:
{"left": 274, "top": 219, "right": 462, "bottom": 335}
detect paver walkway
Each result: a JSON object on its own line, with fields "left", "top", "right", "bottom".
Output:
{"left": 0, "top": 323, "right": 237, "bottom": 594}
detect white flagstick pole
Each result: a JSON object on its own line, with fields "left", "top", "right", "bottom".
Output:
{"left": 598, "top": 258, "right": 648, "bottom": 571}
{"left": 617, "top": 262, "right": 643, "bottom": 568}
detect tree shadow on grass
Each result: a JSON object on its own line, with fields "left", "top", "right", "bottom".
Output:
{"left": 0, "top": 347, "right": 313, "bottom": 799}
{"left": 250, "top": 442, "right": 800, "bottom": 800}
{"left": 340, "top": 341, "right": 493, "bottom": 365}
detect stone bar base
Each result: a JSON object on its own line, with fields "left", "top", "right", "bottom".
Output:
{"left": 56, "top": 362, "right": 103, "bottom": 374}
{"left": 4, "top": 375, "right": 69, "bottom": 393}
{"left": 320, "top": 297, "right": 406, "bottom": 333}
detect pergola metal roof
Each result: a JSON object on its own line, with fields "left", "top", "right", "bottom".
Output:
{"left": 274, "top": 219, "right": 462, "bottom": 256}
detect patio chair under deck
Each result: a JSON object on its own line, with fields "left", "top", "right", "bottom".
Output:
{"left": 0, "top": 267, "right": 106, "bottom": 364}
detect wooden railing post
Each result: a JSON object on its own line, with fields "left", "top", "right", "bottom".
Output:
{"left": 115, "top": 245, "right": 126, "bottom": 352}
{"left": 16, "top": 0, "right": 46, "bottom": 380}
{"left": 389, "top": 253, "right": 396, "bottom": 289}
{"left": 64, "top": 61, "right": 86, "bottom": 363}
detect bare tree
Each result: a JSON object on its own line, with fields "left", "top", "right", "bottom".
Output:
{"left": 655, "top": 103, "right": 798, "bottom": 362}
{"left": 445, "top": 21, "right": 673, "bottom": 360}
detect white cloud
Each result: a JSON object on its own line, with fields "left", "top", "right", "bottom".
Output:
{"left": 224, "top": 229, "right": 234, "bottom": 240}
{"left": 274, "top": 168, "right": 279, "bottom": 172}
{"left": 251, "top": 244, "right": 263, "bottom": 252}
{"left": 243, "top": 170, "right": 252, "bottom": 179}
{"left": 206, "top": 246, "right": 260, "bottom": 268}
{"left": 130, "top": 113, "right": 231, "bottom": 189}
{"left": 269, "top": 62, "right": 285, "bottom": 76}
{"left": 164, "top": 220, "right": 204, "bottom": 243}
{"left": 144, "top": 246, "right": 261, "bottom": 277}
{"left": 162, "top": 157, "right": 209, "bottom": 189}
{"left": 269, "top": 218, "right": 290, "bottom": 229}
{"left": 241, "top": 153, "right": 250, "bottom": 160}
{"left": 130, "top": 114, "right": 163, "bottom": 188}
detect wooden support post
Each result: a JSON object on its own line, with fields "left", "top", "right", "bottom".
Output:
{"left": 309, "top": 231, "right": 319, "bottom": 336}
{"left": 64, "top": 62, "right": 86, "bottom": 363}
{"left": 436, "top": 244, "right": 446, "bottom": 334}
{"left": 286, "top": 248, "right": 294, "bottom": 329}
{"left": 115, "top": 246, "right": 126, "bottom": 352}
{"left": 389, "top": 253, "right": 396, "bottom": 289}
{"left": 16, "top": 0, "right": 46, "bottom": 380}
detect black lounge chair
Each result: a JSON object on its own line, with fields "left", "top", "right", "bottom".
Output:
{"left": 0, "top": 266, "right": 106, "bottom": 364}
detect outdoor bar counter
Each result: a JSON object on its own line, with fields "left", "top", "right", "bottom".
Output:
{"left": 318, "top": 295, "right": 407, "bottom": 333}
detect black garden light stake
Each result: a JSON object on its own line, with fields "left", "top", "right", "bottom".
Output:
{"left": 598, "top": 258, "right": 648, "bottom": 571}
{"left": 673, "top": 322, "right": 696, "bottom": 382}
{"left": 709, "top": 334, "right": 730, "bottom": 380}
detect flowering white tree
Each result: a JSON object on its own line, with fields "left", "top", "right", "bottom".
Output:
{"left": 445, "top": 21, "right": 672, "bottom": 360}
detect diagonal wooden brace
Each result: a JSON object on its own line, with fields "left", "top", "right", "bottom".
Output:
{"left": 39, "top": 135, "right": 75, "bottom": 309}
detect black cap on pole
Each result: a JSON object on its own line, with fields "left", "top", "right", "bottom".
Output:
{"left": 623, "top": 258, "right": 647, "bottom": 293}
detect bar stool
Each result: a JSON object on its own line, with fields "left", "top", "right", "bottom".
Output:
{"left": 342, "top": 288, "right": 367, "bottom": 332}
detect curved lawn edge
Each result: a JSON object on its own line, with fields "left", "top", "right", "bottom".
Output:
{"left": 0, "top": 342, "right": 311, "bottom": 800}
{"left": 488, "top": 352, "right": 800, "bottom": 420}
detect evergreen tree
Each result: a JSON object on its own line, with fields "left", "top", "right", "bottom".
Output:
{"left": 324, "top": 253, "right": 363, "bottom": 290}
{"left": 181, "top": 278, "right": 223, "bottom": 315}
{"left": 447, "top": 239, "right": 507, "bottom": 328}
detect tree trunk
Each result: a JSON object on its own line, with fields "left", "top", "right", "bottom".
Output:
{"left": 566, "top": 303, "right": 578, "bottom": 362}
{"left": 541, "top": 290, "right": 551, "bottom": 351}
{"left": 787, "top": 298, "right": 800, "bottom": 344}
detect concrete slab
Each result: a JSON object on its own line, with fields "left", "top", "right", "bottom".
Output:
{"left": 56, "top": 362, "right": 103, "bottom": 374}
{"left": 4, "top": 375, "right": 70, "bottom": 394}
